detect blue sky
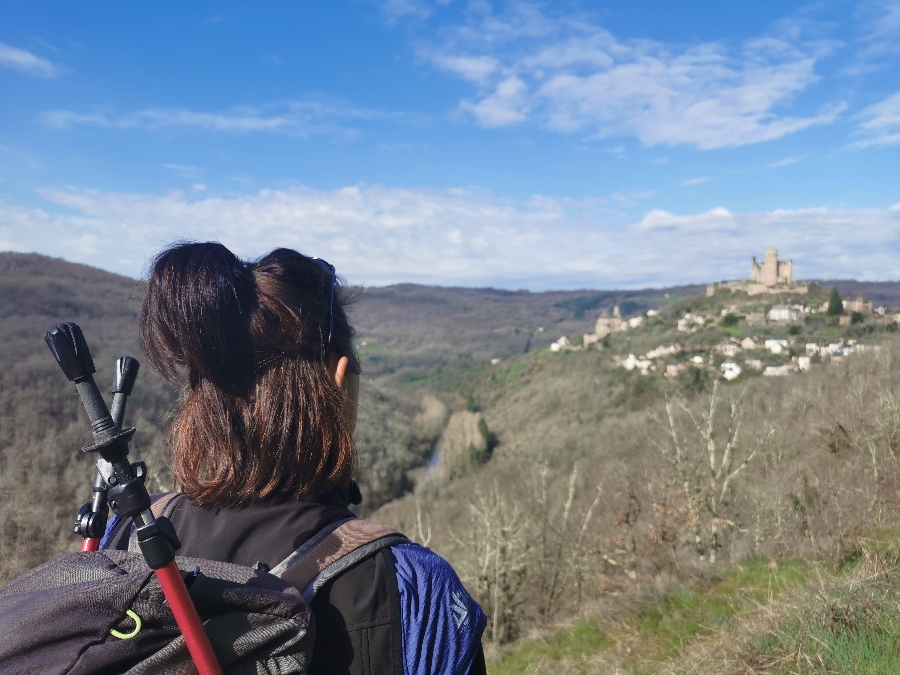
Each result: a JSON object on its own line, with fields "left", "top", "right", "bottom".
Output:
{"left": 1, "top": 0, "right": 899, "bottom": 289}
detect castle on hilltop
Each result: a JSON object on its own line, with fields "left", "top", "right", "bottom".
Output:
{"left": 750, "top": 248, "right": 792, "bottom": 287}
{"left": 706, "top": 247, "right": 804, "bottom": 296}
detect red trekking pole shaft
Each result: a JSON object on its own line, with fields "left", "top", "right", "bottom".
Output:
{"left": 82, "top": 526, "right": 216, "bottom": 669}
{"left": 156, "top": 561, "right": 223, "bottom": 675}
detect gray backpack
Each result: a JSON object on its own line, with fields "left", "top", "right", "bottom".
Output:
{"left": 0, "top": 498, "right": 407, "bottom": 675}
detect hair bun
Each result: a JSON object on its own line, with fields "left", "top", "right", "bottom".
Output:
{"left": 141, "top": 242, "right": 255, "bottom": 392}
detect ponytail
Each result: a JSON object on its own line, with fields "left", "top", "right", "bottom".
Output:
{"left": 141, "top": 242, "right": 255, "bottom": 394}
{"left": 140, "top": 242, "right": 357, "bottom": 506}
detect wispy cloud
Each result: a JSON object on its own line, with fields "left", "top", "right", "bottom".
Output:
{"left": 384, "top": 0, "right": 432, "bottom": 23}
{"left": 611, "top": 190, "right": 657, "bottom": 205}
{"left": 3, "top": 184, "right": 898, "bottom": 288}
{"left": 846, "top": 0, "right": 900, "bottom": 74}
{"left": 0, "top": 42, "right": 57, "bottom": 77}
{"left": 682, "top": 176, "right": 712, "bottom": 186}
{"left": 420, "top": 4, "right": 842, "bottom": 149}
{"left": 852, "top": 91, "right": 900, "bottom": 147}
{"left": 40, "top": 100, "right": 397, "bottom": 138}
{"left": 163, "top": 163, "right": 203, "bottom": 178}
{"left": 769, "top": 156, "right": 801, "bottom": 167}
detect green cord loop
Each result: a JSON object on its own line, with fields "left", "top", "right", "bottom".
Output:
{"left": 109, "top": 609, "right": 142, "bottom": 640}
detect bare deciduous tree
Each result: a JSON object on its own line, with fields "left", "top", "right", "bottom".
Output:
{"left": 453, "top": 480, "right": 529, "bottom": 643}
{"left": 658, "top": 380, "right": 772, "bottom": 563}
{"left": 532, "top": 464, "right": 601, "bottom": 620}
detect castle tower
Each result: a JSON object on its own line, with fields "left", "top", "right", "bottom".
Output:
{"left": 762, "top": 248, "right": 778, "bottom": 286}
{"left": 749, "top": 248, "right": 792, "bottom": 287}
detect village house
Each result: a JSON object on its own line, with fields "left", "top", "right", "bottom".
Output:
{"left": 715, "top": 338, "right": 742, "bottom": 357}
{"left": 720, "top": 362, "right": 742, "bottom": 381}
{"left": 550, "top": 336, "right": 571, "bottom": 352}
{"left": 844, "top": 297, "right": 873, "bottom": 314}
{"left": 744, "top": 357, "right": 765, "bottom": 371}
{"left": 768, "top": 304, "right": 799, "bottom": 321}
{"left": 678, "top": 312, "right": 707, "bottom": 332}
{"left": 583, "top": 305, "right": 660, "bottom": 348}
{"left": 583, "top": 306, "right": 622, "bottom": 348}
{"left": 665, "top": 362, "right": 687, "bottom": 377}
{"left": 765, "top": 339, "right": 790, "bottom": 354}
{"left": 646, "top": 344, "right": 681, "bottom": 359}
{"left": 621, "top": 353, "right": 652, "bottom": 374}
{"left": 765, "top": 364, "right": 798, "bottom": 376}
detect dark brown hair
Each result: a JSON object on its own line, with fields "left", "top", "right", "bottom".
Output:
{"left": 140, "top": 242, "right": 359, "bottom": 507}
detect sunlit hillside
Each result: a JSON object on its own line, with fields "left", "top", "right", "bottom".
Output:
{"left": 4, "top": 252, "right": 900, "bottom": 673}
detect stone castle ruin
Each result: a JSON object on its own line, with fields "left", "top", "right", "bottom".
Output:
{"left": 750, "top": 248, "right": 792, "bottom": 287}
{"left": 707, "top": 247, "right": 804, "bottom": 296}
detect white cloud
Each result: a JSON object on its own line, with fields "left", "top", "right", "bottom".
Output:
{"left": 2, "top": 184, "right": 899, "bottom": 288}
{"left": 682, "top": 176, "right": 712, "bottom": 186}
{"left": 611, "top": 190, "right": 656, "bottom": 205}
{"left": 422, "top": 4, "right": 842, "bottom": 148}
{"left": 164, "top": 163, "right": 203, "bottom": 178}
{"left": 769, "top": 156, "right": 800, "bottom": 167}
{"left": 431, "top": 54, "right": 500, "bottom": 84}
{"left": 40, "top": 100, "right": 394, "bottom": 138}
{"left": 460, "top": 76, "right": 528, "bottom": 126}
{"left": 853, "top": 91, "right": 900, "bottom": 147}
{"left": 384, "top": 0, "right": 432, "bottom": 22}
{"left": 847, "top": 0, "right": 900, "bottom": 73}
{"left": 0, "top": 42, "right": 57, "bottom": 77}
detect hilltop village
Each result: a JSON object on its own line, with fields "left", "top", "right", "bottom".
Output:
{"left": 547, "top": 249, "right": 899, "bottom": 382}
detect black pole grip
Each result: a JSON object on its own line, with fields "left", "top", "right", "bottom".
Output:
{"left": 45, "top": 323, "right": 96, "bottom": 383}
{"left": 112, "top": 357, "right": 140, "bottom": 395}
{"left": 72, "top": 380, "right": 115, "bottom": 432}
{"left": 110, "top": 357, "right": 140, "bottom": 426}
{"left": 45, "top": 322, "right": 119, "bottom": 441}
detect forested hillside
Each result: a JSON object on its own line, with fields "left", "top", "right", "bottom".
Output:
{"left": 0, "top": 252, "right": 695, "bottom": 577}
{"left": 5, "top": 252, "right": 900, "bottom": 673}
{"left": 365, "top": 280, "right": 900, "bottom": 672}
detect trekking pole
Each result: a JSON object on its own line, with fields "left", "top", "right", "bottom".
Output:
{"left": 74, "top": 358, "right": 139, "bottom": 552}
{"left": 45, "top": 323, "right": 223, "bottom": 675}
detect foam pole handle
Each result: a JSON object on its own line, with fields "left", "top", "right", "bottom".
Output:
{"left": 155, "top": 562, "right": 223, "bottom": 675}
{"left": 81, "top": 538, "right": 100, "bottom": 552}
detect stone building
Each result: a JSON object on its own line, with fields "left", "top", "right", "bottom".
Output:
{"left": 750, "top": 248, "right": 792, "bottom": 286}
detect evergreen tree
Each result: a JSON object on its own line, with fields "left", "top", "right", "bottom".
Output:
{"left": 827, "top": 288, "right": 843, "bottom": 315}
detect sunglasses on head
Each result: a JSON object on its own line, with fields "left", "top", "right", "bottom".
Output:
{"left": 310, "top": 257, "right": 335, "bottom": 358}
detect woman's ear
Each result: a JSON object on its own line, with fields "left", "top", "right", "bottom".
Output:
{"left": 328, "top": 353, "right": 351, "bottom": 391}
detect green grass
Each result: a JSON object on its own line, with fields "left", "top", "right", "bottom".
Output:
{"left": 488, "top": 620, "right": 613, "bottom": 675}
{"left": 488, "top": 528, "right": 900, "bottom": 675}
{"left": 753, "top": 556, "right": 900, "bottom": 674}
{"left": 505, "top": 361, "right": 527, "bottom": 382}
{"left": 488, "top": 557, "right": 813, "bottom": 674}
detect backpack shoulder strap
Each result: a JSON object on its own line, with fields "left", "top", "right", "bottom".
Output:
{"left": 151, "top": 492, "right": 184, "bottom": 519}
{"left": 127, "top": 493, "right": 184, "bottom": 552}
{"left": 272, "top": 519, "right": 409, "bottom": 602}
